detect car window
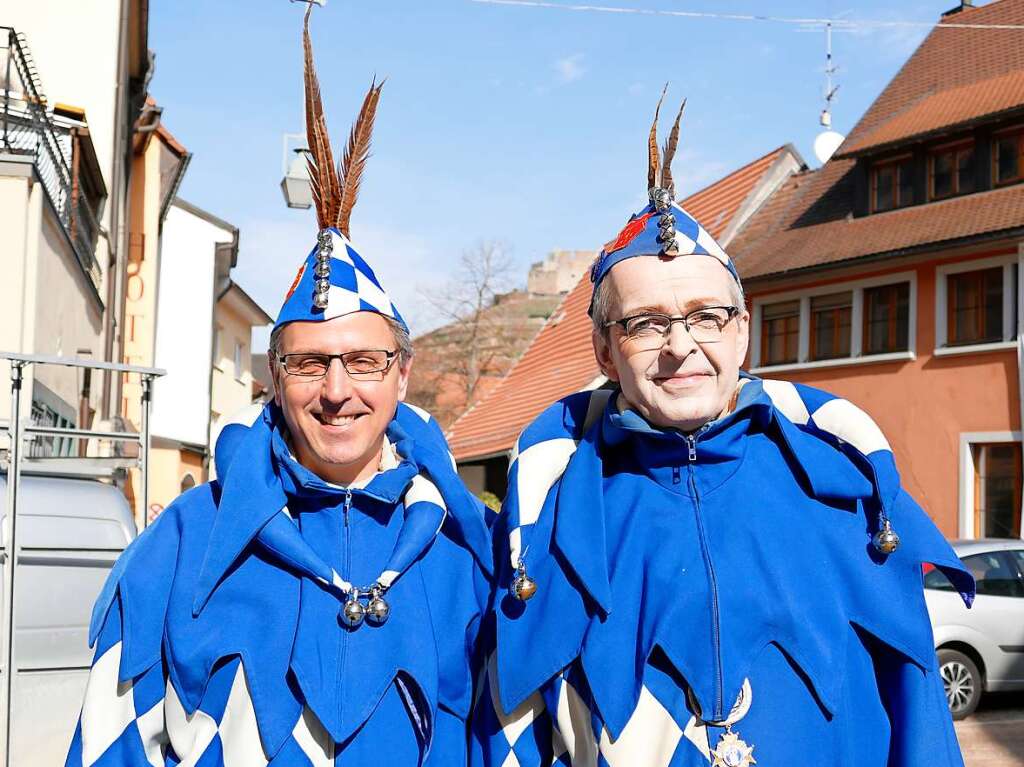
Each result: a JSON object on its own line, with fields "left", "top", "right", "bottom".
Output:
{"left": 923, "top": 565, "right": 956, "bottom": 591}
{"left": 963, "top": 552, "right": 1024, "bottom": 598}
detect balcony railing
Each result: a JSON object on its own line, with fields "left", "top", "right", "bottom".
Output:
{"left": 0, "top": 27, "right": 102, "bottom": 292}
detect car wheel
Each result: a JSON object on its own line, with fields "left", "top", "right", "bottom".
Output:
{"left": 938, "top": 648, "right": 982, "bottom": 720}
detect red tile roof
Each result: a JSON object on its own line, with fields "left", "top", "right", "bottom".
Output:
{"left": 840, "top": 69, "right": 1024, "bottom": 156}
{"left": 448, "top": 146, "right": 798, "bottom": 461}
{"left": 837, "top": 0, "right": 1024, "bottom": 156}
{"left": 731, "top": 170, "right": 1024, "bottom": 279}
{"left": 731, "top": 0, "right": 1024, "bottom": 280}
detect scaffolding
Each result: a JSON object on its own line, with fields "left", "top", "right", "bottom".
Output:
{"left": 0, "top": 352, "right": 164, "bottom": 767}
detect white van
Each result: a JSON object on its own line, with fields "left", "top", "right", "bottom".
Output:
{"left": 0, "top": 473, "right": 136, "bottom": 766}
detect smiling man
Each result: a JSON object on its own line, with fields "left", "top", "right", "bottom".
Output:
{"left": 65, "top": 9, "right": 490, "bottom": 767}
{"left": 472, "top": 97, "right": 974, "bottom": 767}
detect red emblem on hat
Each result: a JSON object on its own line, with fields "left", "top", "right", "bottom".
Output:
{"left": 285, "top": 262, "right": 307, "bottom": 302}
{"left": 602, "top": 211, "right": 656, "bottom": 255}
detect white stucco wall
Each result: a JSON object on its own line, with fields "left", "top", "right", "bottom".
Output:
{"left": 5, "top": 1, "right": 124, "bottom": 220}
{"left": 150, "top": 202, "right": 234, "bottom": 447}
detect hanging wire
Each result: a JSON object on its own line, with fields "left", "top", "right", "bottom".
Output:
{"left": 468, "top": 0, "right": 1024, "bottom": 31}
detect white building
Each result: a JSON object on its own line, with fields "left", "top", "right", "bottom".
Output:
{"left": 0, "top": 3, "right": 149, "bottom": 428}
{"left": 149, "top": 199, "right": 270, "bottom": 508}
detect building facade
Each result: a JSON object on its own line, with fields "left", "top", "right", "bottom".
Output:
{"left": 732, "top": 0, "right": 1024, "bottom": 540}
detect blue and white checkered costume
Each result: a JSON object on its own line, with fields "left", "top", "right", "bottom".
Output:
{"left": 471, "top": 378, "right": 974, "bottom": 767}
{"left": 66, "top": 402, "right": 492, "bottom": 766}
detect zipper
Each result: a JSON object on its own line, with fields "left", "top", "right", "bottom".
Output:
{"left": 685, "top": 434, "right": 725, "bottom": 721}
{"left": 338, "top": 488, "right": 354, "bottom": 727}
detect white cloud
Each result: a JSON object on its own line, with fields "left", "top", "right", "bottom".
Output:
{"left": 555, "top": 53, "right": 586, "bottom": 84}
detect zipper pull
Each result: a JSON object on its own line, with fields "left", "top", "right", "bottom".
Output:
{"left": 344, "top": 488, "right": 352, "bottom": 527}
{"left": 687, "top": 435, "right": 697, "bottom": 462}
{"left": 672, "top": 465, "right": 681, "bottom": 485}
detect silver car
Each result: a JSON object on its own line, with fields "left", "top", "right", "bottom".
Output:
{"left": 924, "top": 538, "right": 1024, "bottom": 719}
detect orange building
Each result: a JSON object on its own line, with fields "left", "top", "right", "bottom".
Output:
{"left": 449, "top": 0, "right": 1024, "bottom": 542}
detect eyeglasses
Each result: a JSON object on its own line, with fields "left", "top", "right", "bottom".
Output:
{"left": 605, "top": 305, "right": 740, "bottom": 349}
{"left": 276, "top": 349, "right": 399, "bottom": 380}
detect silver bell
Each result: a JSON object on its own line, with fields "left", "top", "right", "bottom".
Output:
{"left": 873, "top": 518, "right": 900, "bottom": 554}
{"left": 510, "top": 564, "right": 537, "bottom": 601}
{"left": 366, "top": 587, "right": 390, "bottom": 626}
{"left": 341, "top": 596, "right": 365, "bottom": 627}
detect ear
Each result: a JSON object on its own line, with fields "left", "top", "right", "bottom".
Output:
{"left": 592, "top": 329, "right": 620, "bottom": 382}
{"left": 734, "top": 309, "right": 750, "bottom": 367}
{"left": 270, "top": 355, "right": 284, "bottom": 407}
{"left": 396, "top": 357, "right": 413, "bottom": 401}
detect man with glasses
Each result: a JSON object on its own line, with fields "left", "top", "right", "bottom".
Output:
{"left": 66, "top": 9, "right": 490, "bottom": 766}
{"left": 473, "top": 101, "right": 973, "bottom": 767}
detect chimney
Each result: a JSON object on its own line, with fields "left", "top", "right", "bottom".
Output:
{"left": 942, "top": 0, "right": 974, "bottom": 16}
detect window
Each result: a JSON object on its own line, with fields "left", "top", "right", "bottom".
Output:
{"left": 962, "top": 552, "right": 1024, "bottom": 598}
{"left": 947, "top": 267, "right": 1004, "bottom": 346}
{"left": 233, "top": 340, "right": 244, "bottom": 381}
{"left": 994, "top": 129, "right": 1024, "bottom": 186}
{"left": 872, "top": 157, "right": 914, "bottom": 212}
{"left": 760, "top": 300, "right": 800, "bottom": 366}
{"left": 810, "top": 292, "right": 852, "bottom": 361}
{"left": 973, "top": 442, "right": 1022, "bottom": 539}
{"left": 930, "top": 143, "right": 974, "bottom": 200}
{"left": 863, "top": 282, "right": 910, "bottom": 354}
{"left": 751, "top": 274, "right": 916, "bottom": 371}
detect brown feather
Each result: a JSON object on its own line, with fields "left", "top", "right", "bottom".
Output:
{"left": 660, "top": 98, "right": 686, "bottom": 198}
{"left": 302, "top": 4, "right": 340, "bottom": 229}
{"left": 337, "top": 78, "right": 384, "bottom": 238}
{"left": 648, "top": 83, "right": 668, "bottom": 191}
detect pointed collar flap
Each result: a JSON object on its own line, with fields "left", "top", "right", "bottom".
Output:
{"left": 193, "top": 407, "right": 288, "bottom": 616}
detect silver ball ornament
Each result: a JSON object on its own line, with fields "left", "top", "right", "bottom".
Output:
{"left": 341, "top": 597, "right": 365, "bottom": 627}
{"left": 366, "top": 595, "right": 390, "bottom": 626}
{"left": 511, "top": 572, "right": 537, "bottom": 601}
{"left": 873, "top": 519, "right": 900, "bottom": 554}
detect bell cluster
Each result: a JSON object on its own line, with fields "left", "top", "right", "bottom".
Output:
{"left": 649, "top": 187, "right": 678, "bottom": 255}
{"left": 340, "top": 583, "right": 391, "bottom": 628}
{"left": 313, "top": 229, "right": 333, "bottom": 310}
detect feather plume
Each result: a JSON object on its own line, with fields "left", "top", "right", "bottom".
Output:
{"left": 660, "top": 98, "right": 686, "bottom": 197}
{"left": 337, "top": 77, "right": 385, "bottom": 238}
{"left": 647, "top": 83, "right": 668, "bottom": 191}
{"left": 302, "top": 4, "right": 341, "bottom": 229}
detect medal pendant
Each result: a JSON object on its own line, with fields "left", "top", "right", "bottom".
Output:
{"left": 710, "top": 728, "right": 755, "bottom": 767}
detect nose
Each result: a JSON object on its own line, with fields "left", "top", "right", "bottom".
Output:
{"left": 662, "top": 319, "right": 698, "bottom": 360}
{"left": 320, "top": 357, "right": 354, "bottom": 405}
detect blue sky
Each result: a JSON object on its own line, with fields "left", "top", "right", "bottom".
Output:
{"left": 150, "top": 0, "right": 952, "bottom": 339}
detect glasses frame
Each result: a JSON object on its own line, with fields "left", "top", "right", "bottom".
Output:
{"left": 276, "top": 349, "right": 399, "bottom": 379}
{"left": 605, "top": 305, "right": 741, "bottom": 345}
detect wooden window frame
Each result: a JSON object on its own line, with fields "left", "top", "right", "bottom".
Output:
{"left": 760, "top": 301, "right": 800, "bottom": 366}
{"left": 992, "top": 126, "right": 1024, "bottom": 187}
{"left": 862, "top": 282, "right": 910, "bottom": 355}
{"left": 871, "top": 154, "right": 914, "bottom": 213}
{"left": 929, "top": 140, "right": 975, "bottom": 201}
{"left": 809, "top": 292, "right": 853, "bottom": 361}
{"left": 946, "top": 266, "right": 1004, "bottom": 347}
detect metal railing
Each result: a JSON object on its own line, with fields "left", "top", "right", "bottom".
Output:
{"left": 0, "top": 27, "right": 102, "bottom": 291}
{"left": 0, "top": 353, "right": 165, "bottom": 767}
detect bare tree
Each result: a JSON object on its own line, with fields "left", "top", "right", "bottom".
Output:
{"left": 409, "top": 241, "right": 519, "bottom": 425}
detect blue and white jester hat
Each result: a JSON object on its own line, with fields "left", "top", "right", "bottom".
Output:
{"left": 588, "top": 88, "right": 741, "bottom": 315}
{"left": 274, "top": 6, "right": 404, "bottom": 334}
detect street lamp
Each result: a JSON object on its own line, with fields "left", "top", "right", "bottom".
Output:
{"left": 280, "top": 133, "right": 312, "bottom": 209}
{"left": 281, "top": 148, "right": 313, "bottom": 209}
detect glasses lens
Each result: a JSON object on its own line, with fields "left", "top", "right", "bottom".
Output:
{"left": 623, "top": 314, "right": 672, "bottom": 339}
{"left": 285, "top": 354, "right": 330, "bottom": 376}
{"left": 342, "top": 350, "right": 392, "bottom": 376}
{"left": 686, "top": 307, "right": 732, "bottom": 342}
